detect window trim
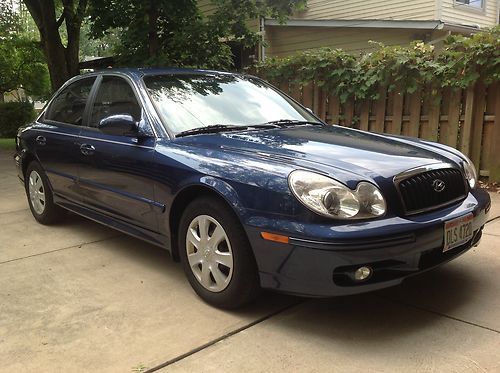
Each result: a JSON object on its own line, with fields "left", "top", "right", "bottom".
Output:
{"left": 453, "top": 0, "right": 486, "bottom": 13}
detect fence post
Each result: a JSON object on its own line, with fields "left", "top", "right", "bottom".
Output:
{"left": 460, "top": 85, "right": 475, "bottom": 156}
{"left": 359, "top": 101, "right": 370, "bottom": 131}
{"left": 328, "top": 96, "right": 340, "bottom": 125}
{"left": 426, "top": 89, "right": 441, "bottom": 141}
{"left": 470, "top": 81, "right": 487, "bottom": 172}
{"left": 489, "top": 82, "right": 500, "bottom": 182}
{"left": 372, "top": 86, "right": 386, "bottom": 133}
{"left": 445, "top": 88, "right": 462, "bottom": 148}
{"left": 408, "top": 91, "right": 421, "bottom": 138}
{"left": 391, "top": 88, "right": 404, "bottom": 135}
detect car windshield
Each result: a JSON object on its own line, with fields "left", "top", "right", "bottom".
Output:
{"left": 143, "top": 73, "right": 320, "bottom": 135}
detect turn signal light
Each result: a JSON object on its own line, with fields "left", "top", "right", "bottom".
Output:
{"left": 261, "top": 232, "right": 289, "bottom": 244}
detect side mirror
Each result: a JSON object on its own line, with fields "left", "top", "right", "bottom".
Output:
{"left": 98, "top": 114, "right": 138, "bottom": 136}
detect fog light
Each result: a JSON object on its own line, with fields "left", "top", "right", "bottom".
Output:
{"left": 354, "top": 266, "right": 372, "bottom": 281}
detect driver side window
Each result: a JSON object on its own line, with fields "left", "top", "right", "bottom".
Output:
{"left": 90, "top": 76, "right": 141, "bottom": 127}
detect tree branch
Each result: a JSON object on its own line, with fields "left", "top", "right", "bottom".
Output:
{"left": 56, "top": 12, "right": 65, "bottom": 28}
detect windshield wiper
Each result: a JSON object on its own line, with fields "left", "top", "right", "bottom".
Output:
{"left": 262, "top": 119, "right": 323, "bottom": 127}
{"left": 176, "top": 124, "right": 248, "bottom": 138}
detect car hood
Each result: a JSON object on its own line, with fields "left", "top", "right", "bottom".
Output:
{"left": 173, "top": 125, "right": 461, "bottom": 185}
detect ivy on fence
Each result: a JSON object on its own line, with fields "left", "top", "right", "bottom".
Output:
{"left": 255, "top": 26, "right": 499, "bottom": 103}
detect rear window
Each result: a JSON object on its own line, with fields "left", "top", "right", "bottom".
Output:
{"left": 45, "top": 77, "right": 96, "bottom": 126}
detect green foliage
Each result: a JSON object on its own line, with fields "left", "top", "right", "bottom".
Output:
{"left": 0, "top": 102, "right": 36, "bottom": 137}
{"left": 438, "top": 28, "right": 500, "bottom": 87}
{"left": 0, "top": 2, "right": 50, "bottom": 99}
{"left": 87, "top": 0, "right": 305, "bottom": 69}
{"left": 255, "top": 26, "right": 499, "bottom": 102}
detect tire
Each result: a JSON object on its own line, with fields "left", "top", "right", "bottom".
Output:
{"left": 179, "top": 197, "right": 261, "bottom": 309}
{"left": 25, "top": 161, "right": 63, "bottom": 225}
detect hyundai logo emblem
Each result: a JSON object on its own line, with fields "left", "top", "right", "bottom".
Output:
{"left": 432, "top": 179, "right": 446, "bottom": 192}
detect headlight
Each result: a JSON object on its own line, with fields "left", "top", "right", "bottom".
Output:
{"left": 461, "top": 155, "right": 477, "bottom": 189}
{"left": 288, "top": 170, "right": 386, "bottom": 219}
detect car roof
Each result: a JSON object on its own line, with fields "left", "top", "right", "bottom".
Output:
{"left": 82, "top": 67, "right": 238, "bottom": 79}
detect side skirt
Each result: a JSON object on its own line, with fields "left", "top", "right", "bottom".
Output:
{"left": 53, "top": 194, "right": 170, "bottom": 252}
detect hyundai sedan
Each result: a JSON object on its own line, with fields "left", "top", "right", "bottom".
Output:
{"left": 14, "top": 68, "right": 491, "bottom": 308}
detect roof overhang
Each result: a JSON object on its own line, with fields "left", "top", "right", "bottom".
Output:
{"left": 264, "top": 19, "right": 481, "bottom": 33}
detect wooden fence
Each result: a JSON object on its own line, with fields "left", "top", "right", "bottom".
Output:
{"left": 273, "top": 80, "right": 500, "bottom": 182}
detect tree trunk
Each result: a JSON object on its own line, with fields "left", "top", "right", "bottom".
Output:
{"left": 147, "top": 0, "right": 159, "bottom": 62}
{"left": 23, "top": 0, "right": 86, "bottom": 92}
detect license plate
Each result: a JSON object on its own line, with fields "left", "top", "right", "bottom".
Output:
{"left": 443, "top": 213, "right": 473, "bottom": 252}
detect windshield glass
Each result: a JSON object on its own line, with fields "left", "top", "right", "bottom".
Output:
{"left": 143, "top": 74, "right": 319, "bottom": 135}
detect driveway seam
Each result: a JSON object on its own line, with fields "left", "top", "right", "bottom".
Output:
{"left": 484, "top": 232, "right": 500, "bottom": 237}
{"left": 144, "top": 299, "right": 306, "bottom": 372}
{"left": 485, "top": 216, "right": 500, "bottom": 225}
{"left": 0, "top": 234, "right": 122, "bottom": 265}
{"left": 0, "top": 208, "right": 29, "bottom": 215}
{"left": 379, "top": 295, "right": 500, "bottom": 334}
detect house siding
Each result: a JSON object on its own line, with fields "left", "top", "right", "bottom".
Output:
{"left": 197, "top": 0, "right": 217, "bottom": 16}
{"left": 440, "top": 0, "right": 498, "bottom": 28}
{"left": 293, "top": 0, "right": 437, "bottom": 21}
{"left": 265, "top": 27, "right": 447, "bottom": 57}
{"left": 197, "top": 0, "right": 260, "bottom": 31}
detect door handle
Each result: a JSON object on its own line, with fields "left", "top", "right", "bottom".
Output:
{"left": 36, "top": 135, "right": 46, "bottom": 146}
{"left": 80, "top": 143, "right": 95, "bottom": 156}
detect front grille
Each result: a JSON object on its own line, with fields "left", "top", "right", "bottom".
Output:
{"left": 397, "top": 168, "right": 467, "bottom": 215}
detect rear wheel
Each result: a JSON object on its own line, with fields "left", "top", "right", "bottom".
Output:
{"left": 179, "top": 197, "right": 260, "bottom": 308}
{"left": 25, "top": 162, "right": 63, "bottom": 225}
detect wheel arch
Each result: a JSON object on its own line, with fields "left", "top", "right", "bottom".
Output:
{"left": 21, "top": 150, "right": 39, "bottom": 179}
{"left": 168, "top": 176, "right": 247, "bottom": 262}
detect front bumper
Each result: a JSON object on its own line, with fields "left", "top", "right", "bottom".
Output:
{"left": 245, "top": 188, "right": 491, "bottom": 297}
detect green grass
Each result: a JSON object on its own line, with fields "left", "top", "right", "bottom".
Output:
{"left": 0, "top": 138, "right": 15, "bottom": 151}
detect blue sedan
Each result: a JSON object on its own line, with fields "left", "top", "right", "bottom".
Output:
{"left": 14, "top": 68, "right": 491, "bottom": 308}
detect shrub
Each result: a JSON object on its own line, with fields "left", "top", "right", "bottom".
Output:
{"left": 0, "top": 101, "right": 36, "bottom": 137}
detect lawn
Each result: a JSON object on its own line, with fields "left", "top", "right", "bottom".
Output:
{"left": 0, "top": 138, "right": 15, "bottom": 151}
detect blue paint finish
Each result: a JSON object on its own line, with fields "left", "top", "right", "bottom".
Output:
{"left": 14, "top": 68, "right": 491, "bottom": 298}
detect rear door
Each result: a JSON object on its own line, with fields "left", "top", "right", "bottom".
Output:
{"left": 77, "top": 75, "right": 158, "bottom": 231}
{"left": 35, "top": 76, "right": 97, "bottom": 203}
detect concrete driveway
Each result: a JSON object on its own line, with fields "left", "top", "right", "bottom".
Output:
{"left": 1, "top": 149, "right": 499, "bottom": 372}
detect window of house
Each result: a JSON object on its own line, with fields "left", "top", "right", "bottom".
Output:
{"left": 454, "top": 0, "right": 485, "bottom": 10}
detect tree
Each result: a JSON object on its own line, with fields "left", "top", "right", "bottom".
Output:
{"left": 22, "top": 0, "right": 88, "bottom": 91}
{"left": 0, "top": 1, "right": 49, "bottom": 101}
{"left": 88, "top": 0, "right": 306, "bottom": 69}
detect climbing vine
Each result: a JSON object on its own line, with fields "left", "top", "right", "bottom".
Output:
{"left": 254, "top": 26, "right": 499, "bottom": 103}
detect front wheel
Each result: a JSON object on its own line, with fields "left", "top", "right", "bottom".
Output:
{"left": 178, "top": 197, "right": 260, "bottom": 309}
{"left": 25, "top": 161, "right": 63, "bottom": 225}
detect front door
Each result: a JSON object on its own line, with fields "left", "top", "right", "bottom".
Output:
{"left": 77, "top": 75, "right": 158, "bottom": 231}
{"left": 35, "top": 77, "right": 97, "bottom": 203}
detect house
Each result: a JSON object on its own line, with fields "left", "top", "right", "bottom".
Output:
{"left": 262, "top": 0, "right": 499, "bottom": 58}
{"left": 198, "top": 0, "right": 498, "bottom": 65}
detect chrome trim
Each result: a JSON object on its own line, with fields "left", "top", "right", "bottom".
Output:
{"left": 27, "top": 128, "right": 155, "bottom": 150}
{"left": 393, "top": 162, "right": 458, "bottom": 185}
{"left": 393, "top": 162, "right": 469, "bottom": 216}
